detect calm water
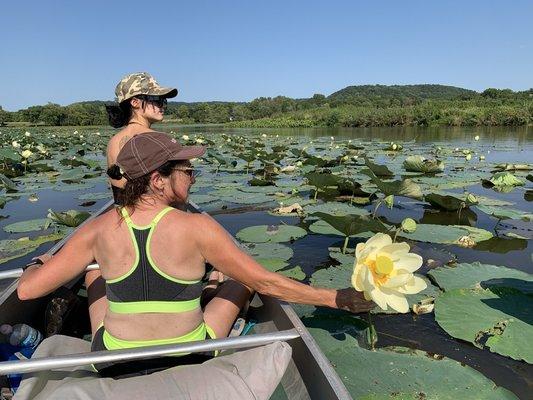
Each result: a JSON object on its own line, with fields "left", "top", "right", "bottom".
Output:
{"left": 0, "top": 125, "right": 532, "bottom": 397}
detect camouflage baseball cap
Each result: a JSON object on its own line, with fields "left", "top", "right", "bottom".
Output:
{"left": 115, "top": 72, "right": 178, "bottom": 103}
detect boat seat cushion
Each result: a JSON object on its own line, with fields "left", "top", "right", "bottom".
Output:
{"left": 13, "top": 335, "right": 292, "bottom": 400}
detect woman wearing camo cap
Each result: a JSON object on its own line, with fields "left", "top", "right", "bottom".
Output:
{"left": 105, "top": 72, "right": 178, "bottom": 205}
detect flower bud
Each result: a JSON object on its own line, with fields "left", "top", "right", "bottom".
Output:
{"left": 384, "top": 195, "right": 394, "bottom": 209}
{"left": 401, "top": 218, "right": 417, "bottom": 233}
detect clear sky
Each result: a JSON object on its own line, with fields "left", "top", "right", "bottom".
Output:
{"left": 1, "top": 0, "right": 532, "bottom": 111}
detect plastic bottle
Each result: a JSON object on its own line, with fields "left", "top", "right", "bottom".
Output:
{"left": 0, "top": 324, "right": 43, "bottom": 348}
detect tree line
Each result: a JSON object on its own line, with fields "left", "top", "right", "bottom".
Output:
{"left": 1, "top": 85, "right": 531, "bottom": 127}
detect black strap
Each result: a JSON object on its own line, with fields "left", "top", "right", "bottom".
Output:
{"left": 24, "top": 258, "right": 44, "bottom": 270}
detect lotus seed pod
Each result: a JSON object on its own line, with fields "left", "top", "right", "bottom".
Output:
{"left": 401, "top": 218, "right": 417, "bottom": 233}
{"left": 384, "top": 195, "right": 394, "bottom": 209}
{"left": 466, "top": 193, "right": 478, "bottom": 204}
{"left": 465, "top": 153, "right": 472, "bottom": 161}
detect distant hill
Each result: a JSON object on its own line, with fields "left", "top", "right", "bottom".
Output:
{"left": 328, "top": 84, "right": 477, "bottom": 102}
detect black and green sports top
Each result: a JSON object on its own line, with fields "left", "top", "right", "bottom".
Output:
{"left": 105, "top": 207, "right": 203, "bottom": 314}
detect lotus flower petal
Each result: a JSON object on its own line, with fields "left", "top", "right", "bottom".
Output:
{"left": 380, "top": 242, "right": 410, "bottom": 256}
{"left": 397, "top": 275, "right": 427, "bottom": 294}
{"left": 369, "top": 287, "right": 388, "bottom": 310}
{"left": 381, "top": 287, "right": 410, "bottom": 313}
{"left": 381, "top": 271, "right": 412, "bottom": 288}
{"left": 351, "top": 263, "right": 364, "bottom": 291}
{"left": 396, "top": 253, "right": 423, "bottom": 272}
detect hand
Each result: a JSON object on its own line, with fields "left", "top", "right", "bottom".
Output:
{"left": 335, "top": 288, "right": 375, "bottom": 313}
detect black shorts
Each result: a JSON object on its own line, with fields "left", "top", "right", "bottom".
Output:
{"left": 91, "top": 326, "right": 215, "bottom": 379}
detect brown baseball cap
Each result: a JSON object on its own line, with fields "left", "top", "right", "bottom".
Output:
{"left": 116, "top": 132, "right": 206, "bottom": 180}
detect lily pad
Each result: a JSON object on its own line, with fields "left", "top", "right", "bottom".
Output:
{"left": 3, "top": 218, "right": 51, "bottom": 233}
{"left": 428, "top": 262, "right": 533, "bottom": 292}
{"left": 236, "top": 224, "right": 307, "bottom": 243}
{"left": 312, "top": 212, "right": 387, "bottom": 238}
{"left": 399, "top": 224, "right": 492, "bottom": 245}
{"left": 404, "top": 155, "right": 445, "bottom": 173}
{"left": 309, "top": 328, "right": 517, "bottom": 399}
{"left": 476, "top": 204, "right": 533, "bottom": 221}
{"left": 364, "top": 156, "right": 394, "bottom": 177}
{"left": 279, "top": 265, "right": 306, "bottom": 280}
{"left": 0, "top": 233, "right": 64, "bottom": 265}
{"left": 255, "top": 258, "right": 289, "bottom": 272}
{"left": 241, "top": 242, "right": 294, "bottom": 261}
{"left": 362, "top": 169, "right": 423, "bottom": 200}
{"left": 304, "top": 202, "right": 369, "bottom": 216}
{"left": 484, "top": 172, "right": 524, "bottom": 187}
{"left": 48, "top": 209, "right": 90, "bottom": 227}
{"left": 435, "top": 287, "right": 533, "bottom": 363}
{"left": 425, "top": 192, "right": 476, "bottom": 211}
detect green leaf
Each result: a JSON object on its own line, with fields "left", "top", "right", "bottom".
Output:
{"left": 304, "top": 172, "right": 341, "bottom": 189}
{"left": 236, "top": 224, "right": 307, "bottom": 243}
{"left": 308, "top": 328, "right": 517, "bottom": 399}
{"left": 484, "top": 172, "right": 524, "bottom": 187}
{"left": 241, "top": 242, "right": 294, "bottom": 261}
{"left": 304, "top": 202, "right": 369, "bottom": 216}
{"left": 403, "top": 155, "right": 444, "bottom": 173}
{"left": 435, "top": 288, "right": 533, "bottom": 363}
{"left": 255, "top": 258, "right": 289, "bottom": 272}
{"left": 3, "top": 218, "right": 51, "bottom": 233}
{"left": 425, "top": 192, "right": 474, "bottom": 211}
{"left": 312, "top": 212, "right": 388, "bottom": 238}
{"left": 0, "top": 233, "right": 64, "bottom": 265}
{"left": 362, "top": 169, "right": 423, "bottom": 200}
{"left": 48, "top": 209, "right": 90, "bottom": 227}
{"left": 0, "top": 173, "right": 18, "bottom": 192}
{"left": 428, "top": 262, "right": 533, "bottom": 292}
{"left": 399, "top": 224, "right": 492, "bottom": 244}
{"left": 364, "top": 156, "right": 394, "bottom": 177}
{"left": 476, "top": 204, "right": 533, "bottom": 221}
{"left": 279, "top": 265, "right": 306, "bottom": 280}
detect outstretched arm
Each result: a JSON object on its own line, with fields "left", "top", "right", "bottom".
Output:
{"left": 194, "top": 215, "right": 374, "bottom": 313}
{"left": 17, "top": 221, "right": 97, "bottom": 300}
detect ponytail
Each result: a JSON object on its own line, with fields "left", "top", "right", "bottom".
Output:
{"left": 105, "top": 101, "right": 132, "bottom": 128}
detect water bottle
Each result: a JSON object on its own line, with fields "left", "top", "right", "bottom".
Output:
{"left": 0, "top": 324, "right": 43, "bottom": 348}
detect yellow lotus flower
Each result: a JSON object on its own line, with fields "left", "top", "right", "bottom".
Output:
{"left": 351, "top": 233, "right": 426, "bottom": 313}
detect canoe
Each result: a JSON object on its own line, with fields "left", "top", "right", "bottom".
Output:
{"left": 0, "top": 199, "right": 352, "bottom": 399}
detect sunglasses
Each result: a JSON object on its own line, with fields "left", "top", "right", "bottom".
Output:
{"left": 172, "top": 167, "right": 201, "bottom": 179}
{"left": 137, "top": 95, "right": 168, "bottom": 109}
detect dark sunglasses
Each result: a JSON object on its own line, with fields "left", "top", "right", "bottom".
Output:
{"left": 137, "top": 95, "right": 168, "bottom": 109}
{"left": 172, "top": 167, "right": 201, "bottom": 179}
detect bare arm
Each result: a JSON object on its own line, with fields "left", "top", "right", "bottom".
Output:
{"left": 194, "top": 215, "right": 374, "bottom": 313}
{"left": 17, "top": 221, "right": 97, "bottom": 300}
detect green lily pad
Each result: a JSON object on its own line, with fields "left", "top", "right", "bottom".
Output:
{"left": 236, "top": 224, "right": 307, "bottom": 243}
{"left": 312, "top": 212, "right": 387, "bottom": 238}
{"left": 476, "top": 204, "right": 533, "bottom": 221}
{"left": 362, "top": 169, "right": 423, "bottom": 200}
{"left": 48, "top": 209, "right": 90, "bottom": 227}
{"left": 255, "top": 258, "right": 289, "bottom": 272}
{"left": 304, "top": 202, "right": 369, "bottom": 216}
{"left": 435, "top": 288, "right": 533, "bottom": 363}
{"left": 399, "top": 224, "right": 492, "bottom": 244}
{"left": 364, "top": 156, "right": 394, "bottom": 177}
{"left": 425, "top": 192, "right": 476, "bottom": 211}
{"left": 241, "top": 242, "right": 294, "bottom": 261}
{"left": 279, "top": 265, "right": 306, "bottom": 280}
{"left": 484, "top": 172, "right": 524, "bottom": 187}
{"left": 3, "top": 218, "right": 51, "bottom": 233}
{"left": 309, "top": 328, "right": 517, "bottom": 399}
{"left": 428, "top": 262, "right": 533, "bottom": 292}
{"left": 404, "top": 155, "right": 445, "bottom": 173}
{"left": 0, "top": 233, "right": 64, "bottom": 265}
{"left": 0, "top": 174, "right": 18, "bottom": 192}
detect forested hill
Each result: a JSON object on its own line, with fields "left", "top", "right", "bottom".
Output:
{"left": 1, "top": 84, "right": 531, "bottom": 127}
{"left": 329, "top": 84, "right": 476, "bottom": 102}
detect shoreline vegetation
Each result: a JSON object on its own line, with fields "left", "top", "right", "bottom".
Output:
{"left": 1, "top": 84, "right": 532, "bottom": 128}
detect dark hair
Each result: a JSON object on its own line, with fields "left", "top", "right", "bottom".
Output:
{"left": 116, "top": 159, "right": 189, "bottom": 209}
{"left": 105, "top": 101, "right": 133, "bottom": 128}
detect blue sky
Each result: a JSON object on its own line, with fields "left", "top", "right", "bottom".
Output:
{"left": 2, "top": 0, "right": 532, "bottom": 111}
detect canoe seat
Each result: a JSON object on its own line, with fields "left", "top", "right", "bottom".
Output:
{"left": 13, "top": 335, "right": 292, "bottom": 400}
